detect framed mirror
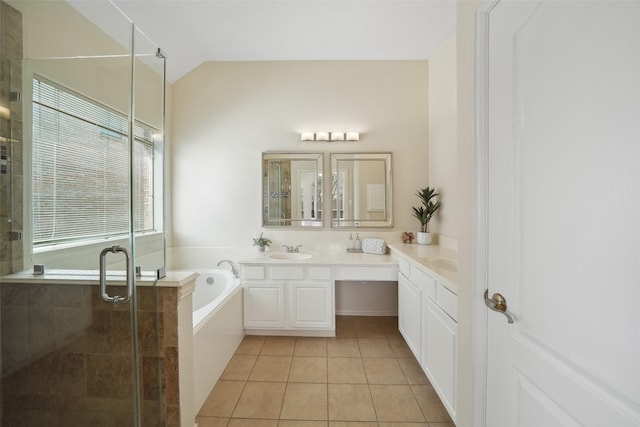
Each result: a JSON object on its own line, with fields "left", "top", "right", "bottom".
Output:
{"left": 262, "top": 152, "right": 324, "bottom": 227}
{"left": 331, "top": 152, "right": 393, "bottom": 228}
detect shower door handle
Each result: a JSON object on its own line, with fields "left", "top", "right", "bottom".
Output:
{"left": 99, "top": 245, "right": 133, "bottom": 306}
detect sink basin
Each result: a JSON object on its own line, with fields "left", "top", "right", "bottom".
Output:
{"left": 425, "top": 257, "right": 458, "bottom": 272}
{"left": 266, "top": 252, "right": 313, "bottom": 261}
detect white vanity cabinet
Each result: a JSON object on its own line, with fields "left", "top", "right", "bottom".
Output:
{"left": 397, "top": 255, "right": 457, "bottom": 422}
{"left": 241, "top": 264, "right": 334, "bottom": 336}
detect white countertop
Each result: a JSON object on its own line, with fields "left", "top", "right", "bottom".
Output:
{"left": 240, "top": 243, "right": 458, "bottom": 291}
{"left": 387, "top": 243, "right": 458, "bottom": 290}
{"left": 239, "top": 250, "right": 398, "bottom": 265}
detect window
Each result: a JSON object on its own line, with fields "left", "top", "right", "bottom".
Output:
{"left": 32, "top": 76, "right": 156, "bottom": 247}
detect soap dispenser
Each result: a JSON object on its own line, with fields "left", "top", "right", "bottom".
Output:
{"left": 355, "top": 233, "right": 361, "bottom": 251}
{"left": 348, "top": 233, "right": 354, "bottom": 250}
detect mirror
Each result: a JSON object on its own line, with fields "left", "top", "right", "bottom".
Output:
{"left": 262, "top": 152, "right": 323, "bottom": 227}
{"left": 331, "top": 152, "right": 393, "bottom": 228}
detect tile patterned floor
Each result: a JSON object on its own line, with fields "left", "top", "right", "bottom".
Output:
{"left": 197, "top": 316, "right": 455, "bottom": 427}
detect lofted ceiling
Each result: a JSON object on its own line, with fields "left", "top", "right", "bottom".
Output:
{"left": 72, "top": 0, "right": 456, "bottom": 83}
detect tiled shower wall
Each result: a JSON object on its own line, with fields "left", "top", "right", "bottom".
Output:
{"left": 0, "top": 284, "right": 180, "bottom": 426}
{"left": 0, "top": 0, "right": 23, "bottom": 275}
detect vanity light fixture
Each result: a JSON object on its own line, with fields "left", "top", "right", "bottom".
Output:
{"left": 346, "top": 132, "right": 360, "bottom": 141}
{"left": 300, "top": 132, "right": 315, "bottom": 141}
{"left": 330, "top": 132, "right": 345, "bottom": 141}
{"left": 315, "top": 131, "right": 330, "bottom": 141}
{"left": 300, "top": 131, "right": 361, "bottom": 142}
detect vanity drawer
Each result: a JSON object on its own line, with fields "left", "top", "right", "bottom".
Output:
{"left": 336, "top": 265, "right": 397, "bottom": 281}
{"left": 412, "top": 266, "right": 437, "bottom": 300}
{"left": 308, "top": 266, "right": 331, "bottom": 280}
{"left": 270, "top": 266, "right": 304, "bottom": 280}
{"left": 437, "top": 283, "right": 457, "bottom": 320}
{"left": 243, "top": 265, "right": 265, "bottom": 280}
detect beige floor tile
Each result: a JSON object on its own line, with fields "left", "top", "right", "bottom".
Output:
{"left": 335, "top": 316, "right": 358, "bottom": 338}
{"left": 379, "top": 423, "right": 428, "bottom": 427}
{"left": 327, "top": 338, "right": 361, "bottom": 357}
{"left": 358, "top": 337, "right": 396, "bottom": 358}
{"left": 294, "top": 337, "right": 327, "bottom": 357}
{"left": 363, "top": 358, "right": 408, "bottom": 384}
{"left": 280, "top": 421, "right": 328, "bottom": 427}
{"left": 289, "top": 357, "right": 327, "bottom": 383}
{"left": 387, "top": 337, "right": 415, "bottom": 359}
{"left": 356, "top": 325, "right": 387, "bottom": 338}
{"left": 232, "top": 382, "right": 286, "bottom": 420}
{"left": 410, "top": 385, "right": 453, "bottom": 423}
{"left": 261, "top": 336, "right": 296, "bottom": 356}
{"left": 228, "top": 419, "right": 278, "bottom": 427}
{"left": 198, "top": 380, "right": 245, "bottom": 417}
{"left": 329, "top": 423, "right": 378, "bottom": 427}
{"left": 221, "top": 354, "right": 258, "bottom": 381}
{"left": 327, "top": 384, "right": 376, "bottom": 422}
{"left": 397, "top": 358, "right": 430, "bottom": 385}
{"left": 426, "top": 423, "right": 455, "bottom": 427}
{"left": 370, "top": 385, "right": 426, "bottom": 423}
{"left": 249, "top": 356, "right": 292, "bottom": 382}
{"left": 236, "top": 336, "right": 266, "bottom": 355}
{"left": 327, "top": 357, "right": 367, "bottom": 384}
{"left": 195, "top": 416, "right": 229, "bottom": 427}
{"left": 280, "top": 383, "right": 328, "bottom": 420}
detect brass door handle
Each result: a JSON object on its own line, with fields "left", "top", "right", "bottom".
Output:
{"left": 484, "top": 289, "right": 515, "bottom": 323}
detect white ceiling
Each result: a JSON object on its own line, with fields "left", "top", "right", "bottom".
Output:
{"left": 76, "top": 0, "right": 456, "bottom": 83}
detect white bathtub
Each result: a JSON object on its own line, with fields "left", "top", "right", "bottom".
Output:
{"left": 192, "top": 269, "right": 241, "bottom": 330}
{"left": 178, "top": 265, "right": 244, "bottom": 416}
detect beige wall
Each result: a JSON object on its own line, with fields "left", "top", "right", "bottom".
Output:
{"left": 428, "top": 35, "right": 458, "bottom": 243}
{"left": 170, "top": 61, "right": 429, "bottom": 249}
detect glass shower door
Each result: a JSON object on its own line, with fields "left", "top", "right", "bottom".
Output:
{"left": 0, "top": 1, "right": 165, "bottom": 426}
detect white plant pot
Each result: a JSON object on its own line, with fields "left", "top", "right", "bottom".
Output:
{"left": 416, "top": 232, "right": 432, "bottom": 245}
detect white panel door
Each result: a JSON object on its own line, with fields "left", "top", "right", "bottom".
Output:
{"left": 481, "top": 1, "right": 640, "bottom": 426}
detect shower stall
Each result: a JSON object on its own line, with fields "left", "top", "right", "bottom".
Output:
{"left": 1, "top": 1, "right": 168, "bottom": 425}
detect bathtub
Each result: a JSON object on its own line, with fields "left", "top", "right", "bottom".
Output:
{"left": 185, "top": 267, "right": 244, "bottom": 415}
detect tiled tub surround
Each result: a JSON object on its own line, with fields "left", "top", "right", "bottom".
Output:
{"left": 0, "top": 272, "right": 196, "bottom": 427}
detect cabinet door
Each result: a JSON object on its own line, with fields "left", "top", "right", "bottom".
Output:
{"left": 422, "top": 296, "right": 456, "bottom": 420}
{"left": 244, "top": 281, "right": 285, "bottom": 328}
{"left": 398, "top": 273, "right": 421, "bottom": 360}
{"left": 289, "top": 281, "right": 333, "bottom": 329}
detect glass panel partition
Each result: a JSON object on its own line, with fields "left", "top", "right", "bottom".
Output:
{"left": 0, "top": 1, "right": 166, "bottom": 425}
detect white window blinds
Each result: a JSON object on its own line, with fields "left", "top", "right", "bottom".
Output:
{"left": 32, "top": 76, "right": 155, "bottom": 247}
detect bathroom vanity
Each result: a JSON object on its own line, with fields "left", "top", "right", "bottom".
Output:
{"left": 390, "top": 243, "right": 458, "bottom": 422}
{"left": 239, "top": 252, "right": 398, "bottom": 336}
{"left": 239, "top": 243, "right": 458, "bottom": 422}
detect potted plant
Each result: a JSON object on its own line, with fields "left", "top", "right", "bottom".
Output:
{"left": 252, "top": 232, "right": 272, "bottom": 252}
{"left": 411, "top": 187, "right": 441, "bottom": 245}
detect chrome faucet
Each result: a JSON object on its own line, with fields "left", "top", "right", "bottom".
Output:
{"left": 283, "top": 244, "right": 303, "bottom": 253}
{"left": 217, "top": 259, "right": 239, "bottom": 278}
